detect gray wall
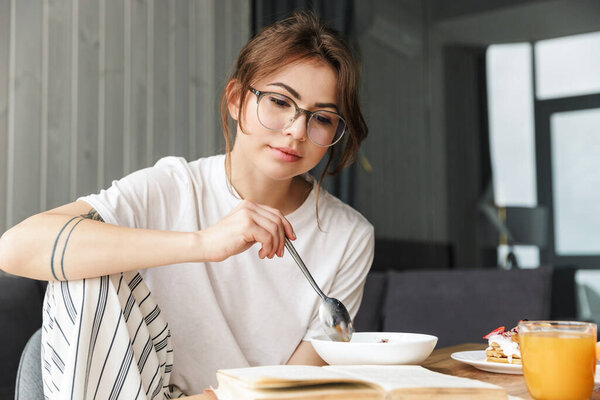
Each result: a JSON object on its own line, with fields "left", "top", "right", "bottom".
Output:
{"left": 0, "top": 0, "right": 249, "bottom": 233}
{"left": 353, "top": 0, "right": 447, "bottom": 243}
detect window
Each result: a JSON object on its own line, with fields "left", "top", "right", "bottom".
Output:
{"left": 487, "top": 31, "right": 600, "bottom": 268}
{"left": 551, "top": 108, "right": 600, "bottom": 255}
{"left": 486, "top": 43, "right": 538, "bottom": 268}
{"left": 535, "top": 32, "right": 600, "bottom": 100}
{"left": 487, "top": 44, "right": 537, "bottom": 207}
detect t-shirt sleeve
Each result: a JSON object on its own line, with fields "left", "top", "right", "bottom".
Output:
{"left": 303, "top": 221, "right": 375, "bottom": 341}
{"left": 78, "top": 156, "right": 192, "bottom": 229}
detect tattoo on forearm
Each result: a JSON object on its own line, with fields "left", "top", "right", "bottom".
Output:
{"left": 50, "top": 209, "right": 104, "bottom": 280}
{"left": 50, "top": 216, "right": 79, "bottom": 281}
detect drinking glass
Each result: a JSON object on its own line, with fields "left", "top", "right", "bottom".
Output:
{"left": 519, "top": 320, "right": 596, "bottom": 400}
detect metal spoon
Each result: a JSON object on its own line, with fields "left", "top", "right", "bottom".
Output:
{"left": 284, "top": 238, "right": 354, "bottom": 342}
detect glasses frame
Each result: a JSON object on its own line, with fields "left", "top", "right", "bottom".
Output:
{"left": 248, "top": 87, "right": 347, "bottom": 147}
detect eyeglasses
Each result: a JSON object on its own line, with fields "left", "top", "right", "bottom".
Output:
{"left": 249, "top": 87, "right": 347, "bottom": 147}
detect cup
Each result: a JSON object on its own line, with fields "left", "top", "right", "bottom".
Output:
{"left": 519, "top": 320, "right": 597, "bottom": 400}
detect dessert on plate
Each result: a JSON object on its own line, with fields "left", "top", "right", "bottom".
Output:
{"left": 483, "top": 324, "right": 521, "bottom": 364}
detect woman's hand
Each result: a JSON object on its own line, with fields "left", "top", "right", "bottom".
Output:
{"left": 195, "top": 200, "right": 296, "bottom": 262}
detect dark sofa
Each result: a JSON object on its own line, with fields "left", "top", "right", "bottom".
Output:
{"left": 0, "top": 273, "right": 45, "bottom": 400}
{"left": 353, "top": 267, "right": 555, "bottom": 347}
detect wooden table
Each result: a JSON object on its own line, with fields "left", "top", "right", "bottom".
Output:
{"left": 183, "top": 342, "right": 600, "bottom": 399}
{"left": 424, "top": 343, "right": 600, "bottom": 399}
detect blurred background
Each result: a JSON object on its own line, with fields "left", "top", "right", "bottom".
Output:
{"left": 2, "top": 0, "right": 600, "bottom": 271}
{"left": 1, "top": 0, "right": 600, "bottom": 397}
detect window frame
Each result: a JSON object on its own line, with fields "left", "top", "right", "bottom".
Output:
{"left": 535, "top": 92, "right": 600, "bottom": 268}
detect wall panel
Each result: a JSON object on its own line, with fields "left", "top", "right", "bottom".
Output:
{"left": 129, "top": 0, "right": 149, "bottom": 172}
{"left": 0, "top": 0, "right": 250, "bottom": 233}
{"left": 194, "top": 0, "right": 217, "bottom": 158}
{"left": 76, "top": 0, "right": 100, "bottom": 198}
{"left": 11, "top": 1, "right": 42, "bottom": 226}
{"left": 46, "top": 0, "right": 72, "bottom": 210}
{"left": 354, "top": 1, "right": 431, "bottom": 240}
{"left": 0, "top": 1, "right": 10, "bottom": 230}
{"left": 103, "top": 0, "right": 125, "bottom": 186}
{"left": 172, "top": 0, "right": 191, "bottom": 159}
{"left": 152, "top": 0, "right": 170, "bottom": 164}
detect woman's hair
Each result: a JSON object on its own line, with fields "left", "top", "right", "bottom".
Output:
{"left": 220, "top": 11, "right": 368, "bottom": 220}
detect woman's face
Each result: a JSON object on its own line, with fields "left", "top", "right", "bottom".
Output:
{"left": 230, "top": 59, "right": 338, "bottom": 182}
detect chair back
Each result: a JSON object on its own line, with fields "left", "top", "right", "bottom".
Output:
{"left": 14, "top": 328, "right": 43, "bottom": 400}
{"left": 382, "top": 268, "right": 553, "bottom": 347}
{"left": 353, "top": 271, "right": 387, "bottom": 332}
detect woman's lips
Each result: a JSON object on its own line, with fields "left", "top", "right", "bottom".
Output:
{"left": 270, "top": 146, "right": 302, "bottom": 162}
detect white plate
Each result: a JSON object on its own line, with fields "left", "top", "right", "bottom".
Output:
{"left": 451, "top": 350, "right": 522, "bottom": 375}
{"left": 311, "top": 332, "right": 437, "bottom": 365}
{"left": 452, "top": 351, "right": 600, "bottom": 382}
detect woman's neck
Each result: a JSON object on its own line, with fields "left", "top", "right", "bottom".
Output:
{"left": 228, "top": 153, "right": 312, "bottom": 215}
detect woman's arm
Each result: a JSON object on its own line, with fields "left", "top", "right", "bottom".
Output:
{"left": 0, "top": 200, "right": 200, "bottom": 281}
{"left": 286, "top": 341, "right": 326, "bottom": 366}
{"left": 0, "top": 199, "right": 294, "bottom": 281}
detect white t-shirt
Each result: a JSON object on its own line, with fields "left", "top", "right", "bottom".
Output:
{"left": 80, "top": 154, "right": 374, "bottom": 394}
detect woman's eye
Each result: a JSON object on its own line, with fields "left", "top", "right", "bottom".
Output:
{"left": 268, "top": 96, "right": 291, "bottom": 108}
{"left": 314, "top": 114, "right": 333, "bottom": 125}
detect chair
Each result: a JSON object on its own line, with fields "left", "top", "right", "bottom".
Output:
{"left": 353, "top": 271, "right": 387, "bottom": 332}
{"left": 14, "top": 328, "right": 43, "bottom": 400}
{"left": 0, "top": 274, "right": 45, "bottom": 399}
{"left": 382, "top": 267, "right": 553, "bottom": 347}
{"left": 574, "top": 269, "right": 600, "bottom": 324}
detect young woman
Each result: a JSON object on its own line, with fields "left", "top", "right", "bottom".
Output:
{"left": 0, "top": 11, "right": 374, "bottom": 398}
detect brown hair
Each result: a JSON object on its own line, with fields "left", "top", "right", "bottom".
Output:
{"left": 220, "top": 11, "right": 368, "bottom": 221}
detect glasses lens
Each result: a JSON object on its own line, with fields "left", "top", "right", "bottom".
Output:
{"left": 257, "top": 93, "right": 296, "bottom": 130}
{"left": 308, "top": 111, "right": 347, "bottom": 146}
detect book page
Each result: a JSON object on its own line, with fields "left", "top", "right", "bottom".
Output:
{"left": 217, "top": 365, "right": 368, "bottom": 389}
{"left": 215, "top": 381, "right": 381, "bottom": 400}
{"left": 215, "top": 365, "right": 507, "bottom": 400}
{"left": 324, "top": 365, "right": 502, "bottom": 392}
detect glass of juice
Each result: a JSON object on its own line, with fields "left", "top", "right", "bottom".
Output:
{"left": 519, "top": 321, "right": 597, "bottom": 400}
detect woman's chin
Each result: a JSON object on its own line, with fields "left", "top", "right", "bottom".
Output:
{"left": 260, "top": 162, "right": 307, "bottom": 182}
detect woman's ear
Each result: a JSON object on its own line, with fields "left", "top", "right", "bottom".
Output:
{"left": 225, "top": 79, "right": 241, "bottom": 121}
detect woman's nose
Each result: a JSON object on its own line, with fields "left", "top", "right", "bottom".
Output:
{"left": 283, "top": 112, "right": 308, "bottom": 141}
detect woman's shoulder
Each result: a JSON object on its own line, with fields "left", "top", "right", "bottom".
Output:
{"left": 151, "top": 154, "right": 225, "bottom": 183}
{"left": 154, "top": 154, "right": 224, "bottom": 171}
{"left": 316, "top": 189, "right": 374, "bottom": 236}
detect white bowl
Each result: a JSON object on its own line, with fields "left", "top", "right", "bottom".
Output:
{"left": 310, "top": 332, "right": 438, "bottom": 365}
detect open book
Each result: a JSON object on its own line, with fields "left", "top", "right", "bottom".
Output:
{"left": 214, "top": 365, "right": 508, "bottom": 399}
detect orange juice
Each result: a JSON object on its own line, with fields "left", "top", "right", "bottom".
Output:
{"left": 520, "top": 331, "right": 596, "bottom": 400}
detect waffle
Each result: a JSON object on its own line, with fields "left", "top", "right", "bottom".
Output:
{"left": 484, "top": 325, "right": 521, "bottom": 364}
{"left": 485, "top": 341, "right": 522, "bottom": 364}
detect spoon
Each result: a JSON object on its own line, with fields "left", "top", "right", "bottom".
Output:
{"left": 284, "top": 238, "right": 354, "bottom": 342}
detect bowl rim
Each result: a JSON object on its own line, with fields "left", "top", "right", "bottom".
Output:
{"left": 311, "top": 331, "right": 439, "bottom": 345}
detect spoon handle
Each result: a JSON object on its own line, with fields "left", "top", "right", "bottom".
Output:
{"left": 284, "top": 238, "right": 326, "bottom": 300}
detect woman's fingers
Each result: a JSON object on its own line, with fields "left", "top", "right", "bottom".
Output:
{"left": 238, "top": 201, "right": 295, "bottom": 258}
{"left": 259, "top": 204, "right": 296, "bottom": 241}
{"left": 249, "top": 222, "right": 275, "bottom": 259}
{"left": 216, "top": 199, "right": 296, "bottom": 260}
{"left": 250, "top": 213, "right": 280, "bottom": 258}
{"left": 250, "top": 206, "right": 287, "bottom": 257}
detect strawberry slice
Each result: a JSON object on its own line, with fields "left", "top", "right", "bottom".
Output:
{"left": 483, "top": 326, "right": 505, "bottom": 339}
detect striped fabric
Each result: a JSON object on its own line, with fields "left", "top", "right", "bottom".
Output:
{"left": 41, "top": 271, "right": 184, "bottom": 399}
